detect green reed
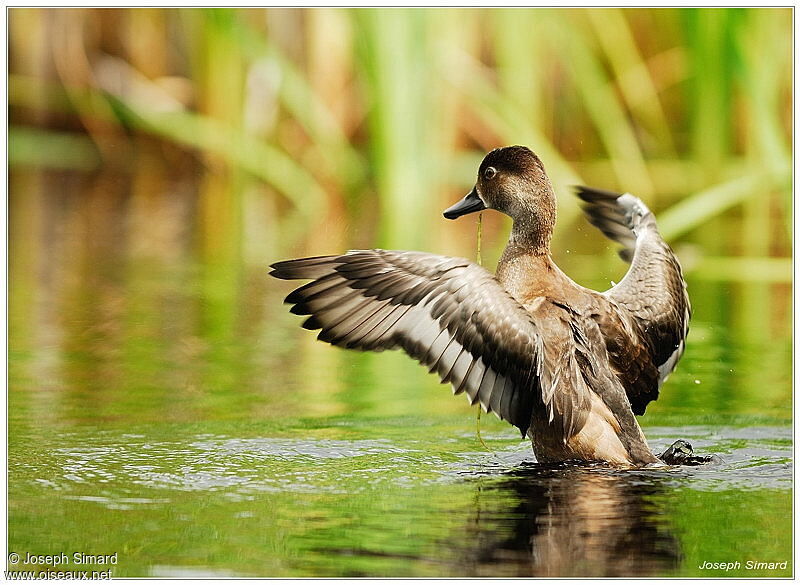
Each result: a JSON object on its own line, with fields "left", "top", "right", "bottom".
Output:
{"left": 7, "top": 7, "right": 792, "bottom": 282}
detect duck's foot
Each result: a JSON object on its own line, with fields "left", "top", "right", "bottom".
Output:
{"left": 658, "top": 439, "right": 718, "bottom": 466}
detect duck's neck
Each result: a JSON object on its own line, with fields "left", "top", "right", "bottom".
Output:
{"left": 496, "top": 248, "right": 561, "bottom": 305}
{"left": 496, "top": 184, "right": 559, "bottom": 302}
{"left": 507, "top": 182, "right": 556, "bottom": 256}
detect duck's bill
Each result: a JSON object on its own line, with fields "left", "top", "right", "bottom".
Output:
{"left": 443, "top": 186, "right": 486, "bottom": 219}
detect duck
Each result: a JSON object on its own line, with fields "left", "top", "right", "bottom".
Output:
{"left": 271, "top": 145, "right": 694, "bottom": 467}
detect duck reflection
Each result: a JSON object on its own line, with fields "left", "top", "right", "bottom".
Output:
{"left": 450, "top": 464, "right": 680, "bottom": 577}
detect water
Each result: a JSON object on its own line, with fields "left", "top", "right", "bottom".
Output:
{"left": 7, "top": 420, "right": 792, "bottom": 577}
{"left": 8, "top": 170, "right": 793, "bottom": 577}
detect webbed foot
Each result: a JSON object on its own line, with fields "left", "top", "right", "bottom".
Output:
{"left": 658, "top": 439, "right": 718, "bottom": 466}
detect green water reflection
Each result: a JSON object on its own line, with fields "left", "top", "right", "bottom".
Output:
{"left": 7, "top": 421, "right": 793, "bottom": 577}
{"left": 8, "top": 170, "right": 792, "bottom": 577}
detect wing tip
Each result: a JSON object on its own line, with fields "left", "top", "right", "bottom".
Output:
{"left": 268, "top": 261, "right": 293, "bottom": 280}
{"left": 269, "top": 255, "right": 342, "bottom": 280}
{"left": 573, "top": 185, "right": 625, "bottom": 203}
{"left": 301, "top": 315, "right": 322, "bottom": 331}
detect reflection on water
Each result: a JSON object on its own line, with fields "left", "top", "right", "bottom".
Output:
{"left": 8, "top": 423, "right": 792, "bottom": 577}
{"left": 454, "top": 467, "right": 680, "bottom": 577}
{"left": 8, "top": 169, "right": 793, "bottom": 577}
{"left": 444, "top": 426, "right": 794, "bottom": 578}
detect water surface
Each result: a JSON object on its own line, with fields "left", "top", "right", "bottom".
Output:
{"left": 8, "top": 418, "right": 792, "bottom": 577}
{"left": 8, "top": 169, "right": 793, "bottom": 577}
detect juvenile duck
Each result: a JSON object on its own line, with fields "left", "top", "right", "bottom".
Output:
{"left": 271, "top": 146, "right": 694, "bottom": 466}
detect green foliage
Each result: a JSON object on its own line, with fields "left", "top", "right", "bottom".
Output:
{"left": 7, "top": 8, "right": 792, "bottom": 277}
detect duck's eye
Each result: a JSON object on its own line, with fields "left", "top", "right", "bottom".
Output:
{"left": 483, "top": 166, "right": 497, "bottom": 180}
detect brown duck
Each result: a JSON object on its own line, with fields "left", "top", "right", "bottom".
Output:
{"left": 271, "top": 146, "right": 697, "bottom": 466}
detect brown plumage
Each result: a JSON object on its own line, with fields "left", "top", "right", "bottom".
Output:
{"left": 271, "top": 146, "right": 690, "bottom": 466}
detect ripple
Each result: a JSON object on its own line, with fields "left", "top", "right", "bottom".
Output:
{"left": 22, "top": 425, "right": 792, "bottom": 511}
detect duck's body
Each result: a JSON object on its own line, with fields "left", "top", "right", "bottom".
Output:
{"left": 494, "top": 254, "right": 654, "bottom": 465}
{"left": 271, "top": 146, "right": 690, "bottom": 467}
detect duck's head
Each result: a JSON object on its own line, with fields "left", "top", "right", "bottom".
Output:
{"left": 443, "top": 146, "right": 554, "bottom": 224}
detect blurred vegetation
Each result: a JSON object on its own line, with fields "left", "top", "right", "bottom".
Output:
{"left": 8, "top": 8, "right": 793, "bottom": 350}
{"left": 9, "top": 8, "right": 792, "bottom": 244}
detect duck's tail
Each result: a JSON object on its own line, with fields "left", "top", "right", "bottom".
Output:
{"left": 574, "top": 186, "right": 657, "bottom": 263}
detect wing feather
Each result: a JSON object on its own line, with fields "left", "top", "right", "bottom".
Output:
{"left": 576, "top": 186, "right": 690, "bottom": 414}
{"left": 272, "top": 250, "right": 552, "bottom": 435}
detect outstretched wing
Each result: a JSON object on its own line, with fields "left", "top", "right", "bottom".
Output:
{"left": 271, "top": 250, "right": 588, "bottom": 438}
{"left": 576, "top": 187, "right": 690, "bottom": 414}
